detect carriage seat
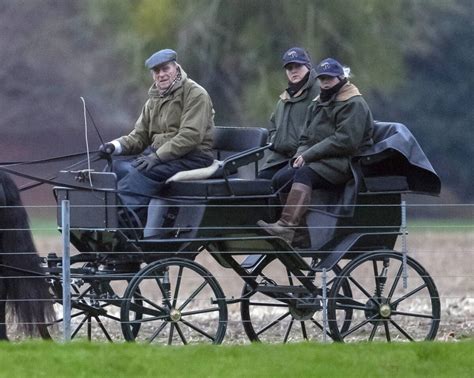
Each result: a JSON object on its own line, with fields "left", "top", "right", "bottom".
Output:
{"left": 163, "top": 126, "right": 273, "bottom": 198}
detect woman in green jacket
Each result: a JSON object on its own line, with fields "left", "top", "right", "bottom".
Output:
{"left": 259, "top": 47, "right": 319, "bottom": 179}
{"left": 258, "top": 58, "right": 374, "bottom": 244}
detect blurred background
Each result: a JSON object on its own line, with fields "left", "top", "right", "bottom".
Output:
{"left": 0, "top": 0, "right": 472, "bottom": 215}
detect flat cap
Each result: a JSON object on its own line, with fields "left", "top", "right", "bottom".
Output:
{"left": 145, "top": 49, "right": 177, "bottom": 69}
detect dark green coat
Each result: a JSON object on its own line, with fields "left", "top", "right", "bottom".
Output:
{"left": 261, "top": 69, "right": 319, "bottom": 171}
{"left": 117, "top": 67, "right": 214, "bottom": 162}
{"left": 296, "top": 82, "right": 374, "bottom": 184}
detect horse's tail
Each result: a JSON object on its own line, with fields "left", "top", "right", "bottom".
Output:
{"left": 0, "top": 172, "right": 56, "bottom": 337}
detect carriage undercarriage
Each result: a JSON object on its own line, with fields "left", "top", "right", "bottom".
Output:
{"left": 36, "top": 124, "right": 441, "bottom": 344}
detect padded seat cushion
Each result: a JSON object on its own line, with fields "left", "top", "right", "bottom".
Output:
{"left": 164, "top": 178, "right": 273, "bottom": 198}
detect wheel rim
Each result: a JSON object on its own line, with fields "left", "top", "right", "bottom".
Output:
{"left": 121, "top": 258, "right": 227, "bottom": 345}
{"left": 240, "top": 257, "right": 352, "bottom": 343}
{"left": 328, "top": 251, "right": 440, "bottom": 342}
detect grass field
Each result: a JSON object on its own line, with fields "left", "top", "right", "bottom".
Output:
{"left": 0, "top": 340, "right": 472, "bottom": 377}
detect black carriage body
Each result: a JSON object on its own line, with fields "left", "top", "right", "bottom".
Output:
{"left": 52, "top": 123, "right": 440, "bottom": 264}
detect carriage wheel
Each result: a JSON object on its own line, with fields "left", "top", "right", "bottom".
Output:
{"left": 240, "top": 256, "right": 352, "bottom": 343}
{"left": 121, "top": 258, "right": 228, "bottom": 345}
{"left": 48, "top": 271, "right": 142, "bottom": 342}
{"left": 328, "top": 250, "right": 440, "bottom": 342}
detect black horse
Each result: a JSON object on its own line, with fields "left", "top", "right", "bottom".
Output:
{"left": 0, "top": 171, "right": 55, "bottom": 340}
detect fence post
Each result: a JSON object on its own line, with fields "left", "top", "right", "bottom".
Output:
{"left": 401, "top": 200, "right": 408, "bottom": 289}
{"left": 322, "top": 268, "right": 328, "bottom": 343}
{"left": 61, "top": 200, "right": 71, "bottom": 342}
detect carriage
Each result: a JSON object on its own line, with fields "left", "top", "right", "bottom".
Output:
{"left": 3, "top": 122, "right": 442, "bottom": 344}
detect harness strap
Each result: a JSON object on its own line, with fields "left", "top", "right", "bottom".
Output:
{"left": 0, "top": 150, "right": 99, "bottom": 167}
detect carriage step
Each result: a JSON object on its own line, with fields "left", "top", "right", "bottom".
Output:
{"left": 256, "top": 285, "right": 311, "bottom": 294}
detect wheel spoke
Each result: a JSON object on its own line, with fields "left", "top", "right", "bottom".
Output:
{"left": 175, "top": 323, "right": 188, "bottom": 345}
{"left": 172, "top": 266, "right": 184, "bottom": 308}
{"left": 391, "top": 310, "right": 434, "bottom": 319}
{"left": 180, "top": 318, "right": 215, "bottom": 341}
{"left": 178, "top": 281, "right": 208, "bottom": 311}
{"left": 71, "top": 315, "right": 90, "bottom": 338}
{"left": 168, "top": 323, "right": 175, "bottom": 345}
{"left": 383, "top": 321, "right": 391, "bottom": 342}
{"left": 133, "top": 292, "right": 169, "bottom": 314}
{"left": 369, "top": 321, "right": 379, "bottom": 341}
{"left": 283, "top": 319, "right": 293, "bottom": 343}
{"left": 148, "top": 321, "right": 169, "bottom": 343}
{"left": 348, "top": 275, "right": 377, "bottom": 301}
{"left": 125, "top": 314, "right": 170, "bottom": 324}
{"left": 256, "top": 312, "right": 291, "bottom": 336}
{"left": 301, "top": 321, "right": 308, "bottom": 340}
{"left": 391, "top": 283, "right": 428, "bottom": 307}
{"left": 127, "top": 300, "right": 166, "bottom": 318}
{"left": 390, "top": 319, "right": 414, "bottom": 341}
{"left": 342, "top": 314, "right": 378, "bottom": 338}
{"left": 94, "top": 316, "right": 113, "bottom": 342}
{"left": 311, "top": 318, "right": 333, "bottom": 339}
{"left": 287, "top": 268, "right": 295, "bottom": 286}
{"left": 334, "top": 294, "right": 366, "bottom": 309}
{"left": 387, "top": 262, "right": 404, "bottom": 300}
{"left": 181, "top": 306, "right": 221, "bottom": 317}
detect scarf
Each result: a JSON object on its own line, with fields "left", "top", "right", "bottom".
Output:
{"left": 286, "top": 71, "right": 310, "bottom": 97}
{"left": 319, "top": 78, "right": 347, "bottom": 102}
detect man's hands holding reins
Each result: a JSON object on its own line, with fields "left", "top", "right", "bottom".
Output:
{"left": 99, "top": 143, "right": 115, "bottom": 158}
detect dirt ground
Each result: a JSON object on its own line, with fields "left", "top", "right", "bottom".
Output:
{"left": 33, "top": 229, "right": 473, "bottom": 343}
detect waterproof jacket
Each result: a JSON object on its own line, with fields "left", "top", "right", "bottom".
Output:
{"left": 117, "top": 67, "right": 214, "bottom": 162}
{"left": 261, "top": 69, "right": 319, "bottom": 171}
{"left": 296, "top": 82, "right": 374, "bottom": 184}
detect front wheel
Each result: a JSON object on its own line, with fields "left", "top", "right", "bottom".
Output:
{"left": 121, "top": 258, "right": 228, "bottom": 345}
{"left": 328, "top": 250, "right": 440, "bottom": 342}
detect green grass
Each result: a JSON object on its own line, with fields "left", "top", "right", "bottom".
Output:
{"left": 0, "top": 341, "right": 472, "bottom": 377}
{"left": 408, "top": 219, "right": 473, "bottom": 233}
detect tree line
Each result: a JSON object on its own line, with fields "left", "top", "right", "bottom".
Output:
{"left": 0, "top": 0, "right": 472, "bottom": 202}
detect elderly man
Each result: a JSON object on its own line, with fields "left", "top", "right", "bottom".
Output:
{"left": 100, "top": 48, "right": 215, "bottom": 217}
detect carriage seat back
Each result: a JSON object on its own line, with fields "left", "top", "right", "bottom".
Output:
{"left": 163, "top": 126, "right": 273, "bottom": 199}
{"left": 54, "top": 171, "right": 119, "bottom": 229}
{"left": 167, "top": 126, "right": 269, "bottom": 183}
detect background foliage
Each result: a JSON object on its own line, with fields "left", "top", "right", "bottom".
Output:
{"left": 0, "top": 0, "right": 472, "bottom": 202}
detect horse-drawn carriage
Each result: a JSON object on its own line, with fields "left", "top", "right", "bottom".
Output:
{"left": 1, "top": 122, "right": 441, "bottom": 344}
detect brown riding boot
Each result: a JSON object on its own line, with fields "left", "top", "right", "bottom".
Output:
{"left": 257, "top": 183, "right": 312, "bottom": 243}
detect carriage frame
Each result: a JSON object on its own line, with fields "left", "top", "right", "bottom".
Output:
{"left": 37, "top": 123, "right": 442, "bottom": 344}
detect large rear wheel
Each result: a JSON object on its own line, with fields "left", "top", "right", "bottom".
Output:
{"left": 240, "top": 256, "right": 352, "bottom": 343}
{"left": 328, "top": 250, "right": 440, "bottom": 342}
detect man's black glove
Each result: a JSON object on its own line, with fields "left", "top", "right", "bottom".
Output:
{"left": 132, "top": 153, "right": 161, "bottom": 172}
{"left": 99, "top": 143, "right": 115, "bottom": 158}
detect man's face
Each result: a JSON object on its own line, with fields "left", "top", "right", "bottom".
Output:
{"left": 285, "top": 63, "right": 309, "bottom": 84}
{"left": 152, "top": 62, "right": 178, "bottom": 90}
{"left": 318, "top": 75, "right": 340, "bottom": 90}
